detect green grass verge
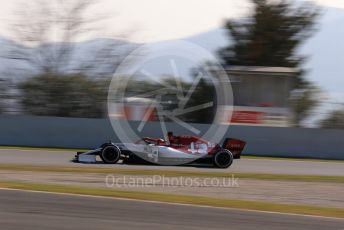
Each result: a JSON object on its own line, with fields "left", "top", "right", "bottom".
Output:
{"left": 0, "top": 180, "right": 343, "bottom": 218}
{"left": 1, "top": 164, "right": 344, "bottom": 183}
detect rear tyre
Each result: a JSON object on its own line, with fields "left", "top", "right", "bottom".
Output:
{"left": 213, "top": 149, "right": 233, "bottom": 168}
{"left": 100, "top": 145, "right": 121, "bottom": 164}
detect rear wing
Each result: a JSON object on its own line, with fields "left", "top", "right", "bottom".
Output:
{"left": 222, "top": 138, "right": 246, "bottom": 159}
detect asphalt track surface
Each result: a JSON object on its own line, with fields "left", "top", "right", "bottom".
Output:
{"left": 0, "top": 189, "right": 343, "bottom": 230}
{"left": 0, "top": 149, "right": 344, "bottom": 176}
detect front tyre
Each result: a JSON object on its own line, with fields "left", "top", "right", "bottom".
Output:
{"left": 100, "top": 145, "right": 121, "bottom": 164}
{"left": 213, "top": 149, "right": 233, "bottom": 168}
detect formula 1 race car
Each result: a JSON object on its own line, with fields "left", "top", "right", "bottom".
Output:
{"left": 74, "top": 132, "right": 246, "bottom": 168}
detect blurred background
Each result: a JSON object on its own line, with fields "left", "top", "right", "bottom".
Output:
{"left": 1, "top": 2, "right": 344, "bottom": 228}
{"left": 0, "top": 0, "right": 343, "bottom": 156}
{"left": 0, "top": 0, "right": 343, "bottom": 127}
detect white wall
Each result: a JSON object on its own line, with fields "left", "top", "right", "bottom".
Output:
{"left": 0, "top": 115, "right": 343, "bottom": 160}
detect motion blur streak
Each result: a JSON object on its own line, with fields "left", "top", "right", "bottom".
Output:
{"left": 0, "top": 189, "right": 343, "bottom": 230}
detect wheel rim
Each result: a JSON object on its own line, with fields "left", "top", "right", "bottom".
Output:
{"left": 103, "top": 147, "right": 119, "bottom": 162}
{"left": 215, "top": 151, "right": 232, "bottom": 167}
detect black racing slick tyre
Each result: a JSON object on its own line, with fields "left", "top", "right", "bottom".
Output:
{"left": 213, "top": 149, "right": 233, "bottom": 168}
{"left": 100, "top": 145, "right": 121, "bottom": 164}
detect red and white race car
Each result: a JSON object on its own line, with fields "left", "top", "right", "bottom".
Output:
{"left": 74, "top": 132, "right": 246, "bottom": 168}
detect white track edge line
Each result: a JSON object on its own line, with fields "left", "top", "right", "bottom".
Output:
{"left": 0, "top": 187, "right": 343, "bottom": 221}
